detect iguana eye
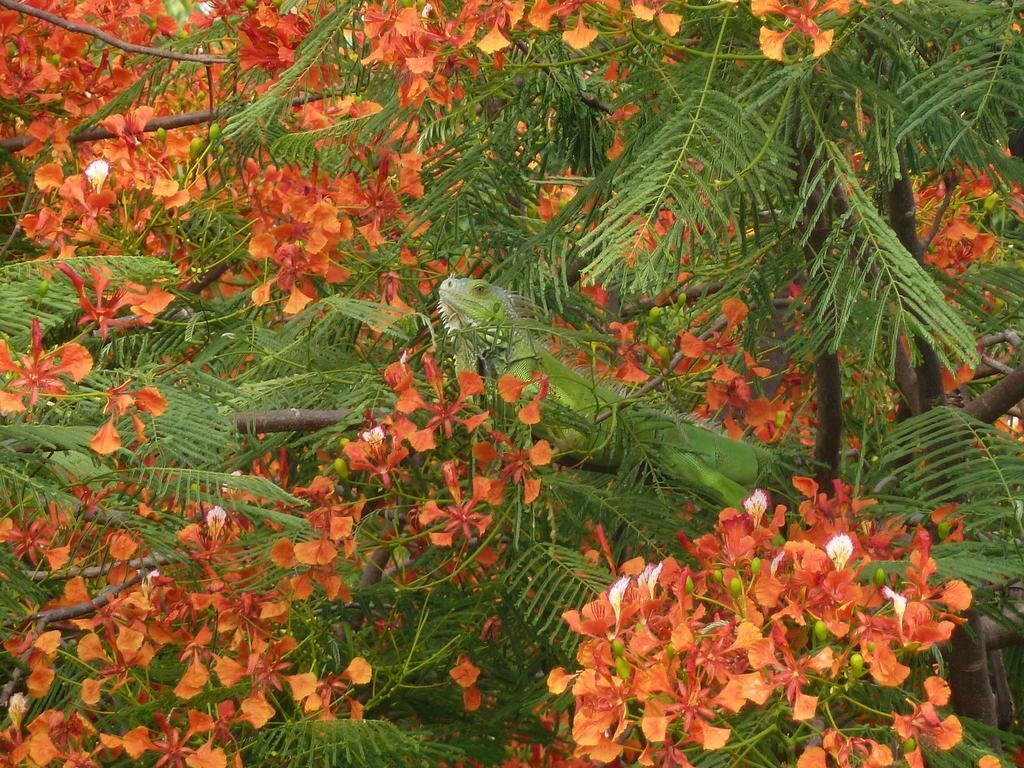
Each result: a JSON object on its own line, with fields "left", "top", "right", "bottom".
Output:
{"left": 473, "top": 283, "right": 488, "bottom": 294}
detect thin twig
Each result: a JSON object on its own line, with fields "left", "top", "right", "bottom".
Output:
{"left": 233, "top": 408, "right": 355, "bottom": 434}
{"left": 594, "top": 313, "right": 729, "bottom": 424}
{"left": 981, "top": 353, "right": 1015, "bottom": 376}
{"left": 979, "top": 330, "right": 1022, "bottom": 350}
{"left": 513, "top": 40, "right": 612, "bottom": 115}
{"left": 0, "top": 187, "right": 36, "bottom": 261}
{"left": 920, "top": 174, "right": 957, "bottom": 253}
{"left": 0, "top": 619, "right": 47, "bottom": 706}
{"left": 0, "top": 90, "right": 339, "bottom": 153}
{"left": 0, "top": 0, "right": 228, "bottom": 64}
{"left": 620, "top": 281, "right": 725, "bottom": 316}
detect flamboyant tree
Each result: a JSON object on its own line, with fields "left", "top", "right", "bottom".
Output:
{"left": 2, "top": 0, "right": 1024, "bottom": 766}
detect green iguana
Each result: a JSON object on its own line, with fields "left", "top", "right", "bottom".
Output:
{"left": 437, "top": 276, "right": 769, "bottom": 507}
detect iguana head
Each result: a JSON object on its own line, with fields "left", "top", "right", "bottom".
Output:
{"left": 437, "top": 276, "right": 516, "bottom": 332}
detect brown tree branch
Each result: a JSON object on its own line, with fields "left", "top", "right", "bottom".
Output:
{"left": 185, "top": 261, "right": 233, "bottom": 294}
{"left": 813, "top": 352, "right": 842, "bottom": 485}
{"left": 950, "top": 610, "right": 1000, "bottom": 732}
{"left": 963, "top": 362, "right": 1024, "bottom": 423}
{"left": 22, "top": 552, "right": 175, "bottom": 582}
{"left": 358, "top": 548, "right": 392, "bottom": 589}
{"left": 800, "top": 148, "right": 843, "bottom": 485}
{"left": 888, "top": 147, "right": 947, "bottom": 411}
{"left": 0, "top": 0, "right": 228, "bottom": 64}
{"left": 16, "top": 572, "right": 144, "bottom": 628}
{"left": 233, "top": 408, "right": 355, "bottom": 434}
{"left": 0, "top": 91, "right": 339, "bottom": 153}
{"left": 990, "top": 649, "right": 1015, "bottom": 730}
{"left": 920, "top": 174, "right": 957, "bottom": 253}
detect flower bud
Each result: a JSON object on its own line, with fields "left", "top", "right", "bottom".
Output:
{"left": 729, "top": 577, "right": 743, "bottom": 599}
{"left": 813, "top": 619, "right": 828, "bottom": 643}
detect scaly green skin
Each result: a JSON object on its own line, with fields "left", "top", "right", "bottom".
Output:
{"left": 437, "top": 277, "right": 765, "bottom": 506}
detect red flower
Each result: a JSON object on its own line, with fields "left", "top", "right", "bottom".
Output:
{"left": 0, "top": 318, "right": 92, "bottom": 412}
{"left": 344, "top": 425, "right": 409, "bottom": 488}
{"left": 418, "top": 460, "right": 495, "bottom": 546}
{"left": 57, "top": 264, "right": 174, "bottom": 339}
{"left": 387, "top": 353, "right": 487, "bottom": 441}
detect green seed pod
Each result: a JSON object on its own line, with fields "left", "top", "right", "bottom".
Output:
{"left": 729, "top": 577, "right": 743, "bottom": 599}
{"left": 155, "top": 127, "right": 167, "bottom": 143}
{"left": 849, "top": 652, "right": 864, "bottom": 674}
{"left": 750, "top": 557, "right": 761, "bottom": 577}
{"left": 873, "top": 567, "right": 886, "bottom": 588}
{"left": 332, "top": 457, "right": 349, "bottom": 479}
{"left": 937, "top": 520, "right": 953, "bottom": 540}
{"left": 647, "top": 305, "right": 663, "bottom": 322}
{"left": 614, "top": 656, "right": 630, "bottom": 680}
{"left": 684, "top": 576, "right": 695, "bottom": 594}
{"left": 867, "top": 641, "right": 876, "bottom": 652}
{"left": 813, "top": 619, "right": 828, "bottom": 643}
{"left": 610, "top": 639, "right": 625, "bottom": 657}
{"left": 208, "top": 122, "right": 222, "bottom": 142}
{"left": 36, "top": 279, "right": 49, "bottom": 298}
{"left": 656, "top": 345, "right": 671, "bottom": 367}
{"left": 712, "top": 569, "right": 724, "bottom": 584}
{"left": 189, "top": 137, "right": 205, "bottom": 158}
{"left": 901, "top": 738, "right": 917, "bottom": 755}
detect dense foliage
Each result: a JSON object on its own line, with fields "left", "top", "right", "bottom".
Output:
{"left": 3, "top": 0, "right": 1024, "bottom": 766}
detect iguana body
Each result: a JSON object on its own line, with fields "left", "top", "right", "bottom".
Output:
{"left": 437, "top": 276, "right": 766, "bottom": 506}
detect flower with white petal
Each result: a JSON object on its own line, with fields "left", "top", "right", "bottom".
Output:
{"left": 206, "top": 505, "right": 228, "bottom": 539}
{"left": 140, "top": 568, "right": 160, "bottom": 599}
{"left": 770, "top": 549, "right": 786, "bottom": 576}
{"left": 882, "top": 586, "right": 907, "bottom": 626}
{"left": 607, "top": 576, "right": 631, "bottom": 633}
{"left": 824, "top": 533, "right": 854, "bottom": 570}
{"left": 743, "top": 488, "right": 769, "bottom": 526}
{"left": 8, "top": 692, "right": 27, "bottom": 731}
{"left": 361, "top": 425, "right": 386, "bottom": 445}
{"left": 84, "top": 158, "right": 109, "bottom": 191}
{"left": 637, "top": 561, "right": 663, "bottom": 598}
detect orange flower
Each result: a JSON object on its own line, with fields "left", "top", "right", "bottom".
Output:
{"left": 753, "top": 0, "right": 848, "bottom": 60}
{"left": 0, "top": 318, "right": 92, "bottom": 412}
